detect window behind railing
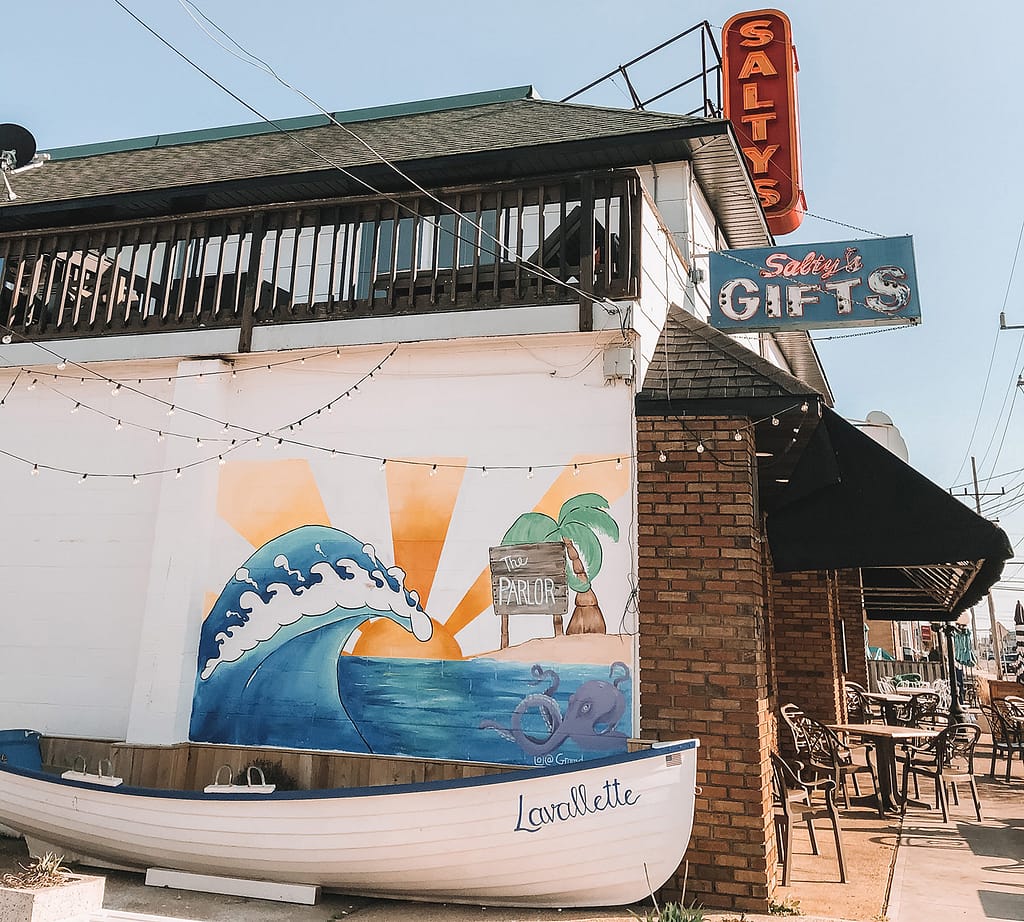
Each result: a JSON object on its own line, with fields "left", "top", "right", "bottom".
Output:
{"left": 0, "top": 171, "right": 641, "bottom": 346}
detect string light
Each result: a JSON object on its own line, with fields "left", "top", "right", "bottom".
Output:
{"left": 114, "top": 419, "right": 123, "bottom": 431}
{"left": 615, "top": 458, "right": 622, "bottom": 470}
{"left": 733, "top": 431, "right": 743, "bottom": 441}
{"left": 30, "top": 464, "right": 39, "bottom": 476}
{"left": 801, "top": 401, "right": 809, "bottom": 413}
{"left": 378, "top": 459, "right": 386, "bottom": 471}
{"left": 78, "top": 473, "right": 87, "bottom": 484}
{"left": 56, "top": 360, "right": 66, "bottom": 370}
{"left": 132, "top": 474, "right": 140, "bottom": 485}
{"left": 156, "top": 431, "right": 165, "bottom": 442}
{"left": 481, "top": 466, "right": 488, "bottom": 477}
{"left": 429, "top": 464, "right": 437, "bottom": 477}
{"left": 71, "top": 402, "right": 81, "bottom": 413}
{"left": 175, "top": 468, "right": 182, "bottom": 479}
{"left": 771, "top": 416, "right": 780, "bottom": 426}
{"left": 696, "top": 443, "right": 705, "bottom": 453}
{"left": 572, "top": 464, "right": 580, "bottom": 477}
{"left": 659, "top": 451, "right": 667, "bottom": 463}
{"left": 27, "top": 379, "right": 37, "bottom": 391}
{"left": 527, "top": 467, "right": 534, "bottom": 479}
{"left": 1, "top": 334, "right": 12, "bottom": 344}
{"left": 111, "top": 383, "right": 121, "bottom": 396}
{"left": 218, "top": 455, "right": 226, "bottom": 465}
{"left": 167, "top": 405, "right": 176, "bottom": 416}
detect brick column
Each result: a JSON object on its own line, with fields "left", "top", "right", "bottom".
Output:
{"left": 637, "top": 416, "right": 775, "bottom": 912}
{"left": 771, "top": 569, "right": 842, "bottom": 725}
{"left": 836, "top": 569, "right": 868, "bottom": 694}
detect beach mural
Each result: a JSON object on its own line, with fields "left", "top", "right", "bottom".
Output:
{"left": 189, "top": 456, "right": 633, "bottom": 766}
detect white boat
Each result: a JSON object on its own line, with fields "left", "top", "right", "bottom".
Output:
{"left": 0, "top": 738, "right": 698, "bottom": 908}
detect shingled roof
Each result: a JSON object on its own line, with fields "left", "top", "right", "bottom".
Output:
{"left": 637, "top": 306, "right": 830, "bottom": 409}
{"left": 0, "top": 87, "right": 768, "bottom": 247}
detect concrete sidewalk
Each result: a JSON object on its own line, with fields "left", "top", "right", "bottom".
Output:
{"left": 887, "top": 774, "right": 1024, "bottom": 922}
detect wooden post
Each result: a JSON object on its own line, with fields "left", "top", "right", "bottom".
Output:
{"left": 237, "top": 213, "right": 265, "bottom": 354}
{"left": 579, "top": 175, "right": 594, "bottom": 332}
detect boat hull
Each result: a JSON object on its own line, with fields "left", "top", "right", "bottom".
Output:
{"left": 0, "top": 740, "right": 698, "bottom": 908}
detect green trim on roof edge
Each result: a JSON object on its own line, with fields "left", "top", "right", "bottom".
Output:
{"left": 46, "top": 86, "right": 540, "bottom": 162}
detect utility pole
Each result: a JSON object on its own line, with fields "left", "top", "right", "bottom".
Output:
{"left": 971, "top": 456, "right": 1003, "bottom": 679}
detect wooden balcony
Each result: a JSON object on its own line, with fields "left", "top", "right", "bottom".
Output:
{"left": 0, "top": 171, "right": 642, "bottom": 351}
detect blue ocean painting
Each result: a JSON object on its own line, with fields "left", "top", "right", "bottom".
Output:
{"left": 342, "top": 658, "right": 633, "bottom": 765}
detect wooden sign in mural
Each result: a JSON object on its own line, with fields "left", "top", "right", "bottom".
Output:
{"left": 489, "top": 542, "right": 568, "bottom": 648}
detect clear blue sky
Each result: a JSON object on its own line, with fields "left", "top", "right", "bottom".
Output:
{"left": 4, "top": 1, "right": 1022, "bottom": 626}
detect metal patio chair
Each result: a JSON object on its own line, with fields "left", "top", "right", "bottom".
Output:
{"left": 979, "top": 703, "right": 1024, "bottom": 781}
{"left": 781, "top": 705, "right": 881, "bottom": 816}
{"left": 771, "top": 752, "right": 847, "bottom": 886}
{"left": 900, "top": 723, "right": 983, "bottom": 823}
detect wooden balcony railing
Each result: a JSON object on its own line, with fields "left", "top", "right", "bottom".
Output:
{"left": 0, "top": 171, "right": 642, "bottom": 350}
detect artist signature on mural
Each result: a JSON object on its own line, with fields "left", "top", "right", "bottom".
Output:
{"left": 514, "top": 778, "right": 639, "bottom": 833}
{"left": 534, "top": 753, "right": 582, "bottom": 766}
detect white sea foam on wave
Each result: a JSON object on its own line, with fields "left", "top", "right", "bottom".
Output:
{"left": 202, "top": 559, "right": 432, "bottom": 679}
{"left": 274, "top": 553, "right": 306, "bottom": 581}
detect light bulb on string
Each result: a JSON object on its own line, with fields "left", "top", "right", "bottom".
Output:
{"left": 696, "top": 443, "right": 705, "bottom": 454}
{"left": 167, "top": 405, "right": 176, "bottom": 416}
{"left": 1, "top": 334, "right": 12, "bottom": 345}
{"left": 132, "top": 475, "right": 140, "bottom": 486}
{"left": 70, "top": 403, "right": 81, "bottom": 414}
{"left": 527, "top": 467, "right": 534, "bottom": 479}
{"left": 27, "top": 379, "right": 37, "bottom": 391}
{"left": 30, "top": 464, "right": 39, "bottom": 477}
{"left": 733, "top": 431, "right": 743, "bottom": 441}
{"left": 218, "top": 455, "right": 226, "bottom": 466}
{"left": 572, "top": 464, "right": 580, "bottom": 477}
{"left": 429, "top": 464, "right": 437, "bottom": 477}
{"left": 195, "top": 437, "right": 203, "bottom": 447}
{"left": 275, "top": 438, "right": 283, "bottom": 450}
{"left": 771, "top": 416, "right": 779, "bottom": 426}
{"left": 327, "top": 403, "right": 334, "bottom": 414}
{"left": 175, "top": 469, "right": 182, "bottom": 480}
{"left": 658, "top": 450, "right": 667, "bottom": 463}
{"left": 111, "top": 383, "right": 121, "bottom": 396}
{"left": 481, "top": 467, "right": 488, "bottom": 478}
{"left": 615, "top": 458, "right": 622, "bottom": 470}
{"left": 801, "top": 402, "right": 809, "bottom": 413}
{"left": 114, "top": 419, "right": 123, "bottom": 431}
{"left": 378, "top": 459, "right": 387, "bottom": 471}
{"left": 156, "top": 431, "right": 165, "bottom": 442}
{"left": 56, "top": 360, "right": 66, "bottom": 370}
{"left": 78, "top": 473, "right": 87, "bottom": 484}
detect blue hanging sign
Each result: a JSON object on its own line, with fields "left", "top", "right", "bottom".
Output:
{"left": 709, "top": 236, "right": 920, "bottom": 331}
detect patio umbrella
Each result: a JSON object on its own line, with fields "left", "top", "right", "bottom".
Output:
{"left": 952, "top": 626, "right": 976, "bottom": 667}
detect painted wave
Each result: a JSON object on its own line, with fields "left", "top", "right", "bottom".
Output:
{"left": 189, "top": 525, "right": 431, "bottom": 751}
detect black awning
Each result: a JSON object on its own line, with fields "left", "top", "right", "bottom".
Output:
{"left": 765, "top": 408, "right": 1013, "bottom": 621}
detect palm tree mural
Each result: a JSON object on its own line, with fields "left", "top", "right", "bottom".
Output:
{"left": 501, "top": 493, "right": 619, "bottom": 636}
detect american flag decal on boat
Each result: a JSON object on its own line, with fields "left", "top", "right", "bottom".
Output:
{"left": 664, "top": 752, "right": 682, "bottom": 767}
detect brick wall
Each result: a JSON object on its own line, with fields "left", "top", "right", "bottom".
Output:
{"left": 636, "top": 416, "right": 776, "bottom": 912}
{"left": 771, "top": 569, "right": 842, "bottom": 726}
